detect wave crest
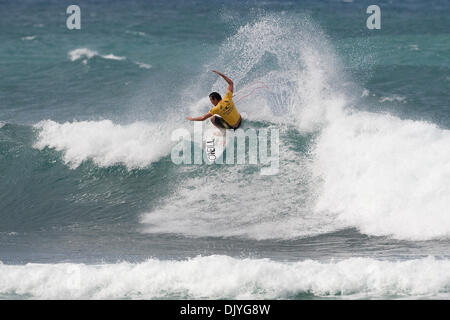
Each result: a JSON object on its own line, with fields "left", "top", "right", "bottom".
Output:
{"left": 33, "top": 120, "right": 173, "bottom": 169}
{"left": 1, "top": 256, "right": 449, "bottom": 299}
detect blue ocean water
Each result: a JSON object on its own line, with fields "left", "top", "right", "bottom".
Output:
{"left": 0, "top": 0, "right": 450, "bottom": 299}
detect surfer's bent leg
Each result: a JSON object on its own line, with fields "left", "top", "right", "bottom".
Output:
{"left": 211, "top": 116, "right": 230, "bottom": 129}
{"left": 232, "top": 116, "right": 242, "bottom": 130}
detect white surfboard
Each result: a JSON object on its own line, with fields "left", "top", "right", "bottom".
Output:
{"left": 203, "top": 121, "right": 227, "bottom": 163}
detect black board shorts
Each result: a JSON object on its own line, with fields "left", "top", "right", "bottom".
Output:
{"left": 212, "top": 115, "right": 242, "bottom": 130}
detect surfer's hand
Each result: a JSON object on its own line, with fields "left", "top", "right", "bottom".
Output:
{"left": 186, "top": 116, "right": 194, "bottom": 121}
{"left": 211, "top": 70, "right": 220, "bottom": 75}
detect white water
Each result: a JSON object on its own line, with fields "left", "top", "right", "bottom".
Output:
{"left": 21, "top": 36, "right": 36, "bottom": 41}
{"left": 1, "top": 255, "right": 449, "bottom": 299}
{"left": 33, "top": 120, "right": 175, "bottom": 169}
{"left": 313, "top": 111, "right": 450, "bottom": 240}
{"left": 68, "top": 48, "right": 126, "bottom": 63}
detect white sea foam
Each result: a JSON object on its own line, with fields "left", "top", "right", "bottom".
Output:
{"left": 141, "top": 135, "right": 340, "bottom": 239}
{"left": 68, "top": 48, "right": 98, "bottom": 61}
{"left": 68, "top": 48, "right": 126, "bottom": 63}
{"left": 102, "top": 54, "right": 126, "bottom": 61}
{"left": 135, "top": 62, "right": 152, "bottom": 69}
{"left": 312, "top": 111, "right": 450, "bottom": 240}
{"left": 1, "top": 256, "right": 449, "bottom": 299}
{"left": 361, "top": 89, "right": 370, "bottom": 97}
{"left": 33, "top": 120, "right": 175, "bottom": 169}
{"left": 0, "top": 122, "right": 5, "bottom": 129}
{"left": 125, "top": 30, "right": 147, "bottom": 37}
{"left": 21, "top": 36, "right": 36, "bottom": 41}
{"left": 379, "top": 95, "right": 407, "bottom": 103}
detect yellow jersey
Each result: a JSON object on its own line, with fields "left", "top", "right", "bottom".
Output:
{"left": 209, "top": 91, "right": 240, "bottom": 127}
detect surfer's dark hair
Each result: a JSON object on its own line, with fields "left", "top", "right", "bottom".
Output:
{"left": 209, "top": 92, "right": 222, "bottom": 101}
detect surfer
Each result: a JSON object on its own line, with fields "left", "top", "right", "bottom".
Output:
{"left": 186, "top": 70, "right": 242, "bottom": 130}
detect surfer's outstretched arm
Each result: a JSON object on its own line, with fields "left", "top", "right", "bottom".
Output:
{"left": 187, "top": 112, "right": 213, "bottom": 121}
{"left": 212, "top": 70, "right": 233, "bottom": 93}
